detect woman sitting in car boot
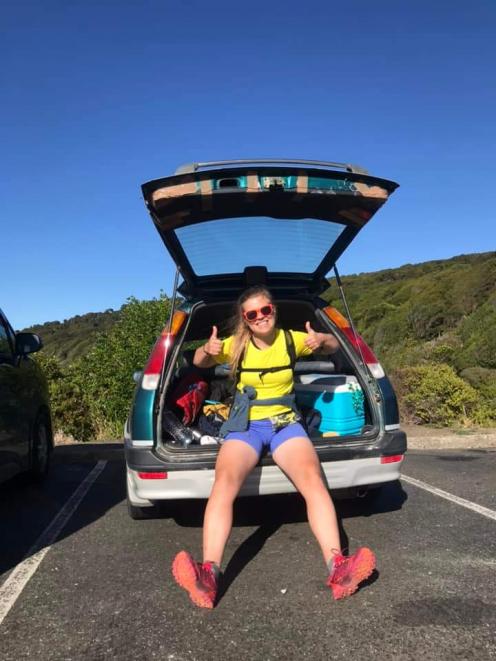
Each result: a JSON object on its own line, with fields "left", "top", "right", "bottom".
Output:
{"left": 172, "top": 285, "right": 376, "bottom": 608}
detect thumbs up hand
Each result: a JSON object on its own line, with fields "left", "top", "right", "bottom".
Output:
{"left": 203, "top": 325, "right": 223, "bottom": 357}
{"left": 304, "top": 321, "right": 326, "bottom": 352}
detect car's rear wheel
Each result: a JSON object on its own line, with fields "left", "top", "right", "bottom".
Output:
{"left": 28, "top": 414, "right": 51, "bottom": 482}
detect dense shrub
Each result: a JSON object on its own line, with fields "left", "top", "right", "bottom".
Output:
{"left": 77, "top": 295, "right": 171, "bottom": 439}
{"left": 369, "top": 310, "right": 410, "bottom": 356}
{"left": 426, "top": 342, "right": 457, "bottom": 364}
{"left": 391, "top": 363, "right": 481, "bottom": 426}
{"left": 460, "top": 367, "right": 496, "bottom": 424}
{"left": 35, "top": 352, "right": 95, "bottom": 441}
{"left": 456, "top": 298, "right": 496, "bottom": 370}
{"left": 460, "top": 366, "right": 496, "bottom": 391}
{"left": 36, "top": 296, "right": 172, "bottom": 441}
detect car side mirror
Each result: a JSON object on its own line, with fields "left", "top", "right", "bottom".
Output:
{"left": 133, "top": 370, "right": 143, "bottom": 383}
{"left": 15, "top": 332, "right": 43, "bottom": 355}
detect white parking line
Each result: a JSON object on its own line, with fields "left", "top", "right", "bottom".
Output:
{"left": 402, "top": 473, "right": 496, "bottom": 521}
{"left": 0, "top": 460, "right": 107, "bottom": 626}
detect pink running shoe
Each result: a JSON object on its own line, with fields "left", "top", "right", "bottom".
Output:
{"left": 326, "top": 547, "right": 376, "bottom": 600}
{"left": 172, "top": 550, "right": 218, "bottom": 609}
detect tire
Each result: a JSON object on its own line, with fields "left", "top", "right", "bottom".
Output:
{"left": 126, "top": 479, "right": 161, "bottom": 520}
{"left": 28, "top": 414, "right": 51, "bottom": 482}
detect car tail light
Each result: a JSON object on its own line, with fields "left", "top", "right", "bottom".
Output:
{"left": 138, "top": 471, "right": 168, "bottom": 479}
{"left": 380, "top": 455, "right": 404, "bottom": 464}
{"left": 142, "top": 310, "right": 187, "bottom": 390}
{"left": 323, "top": 306, "right": 385, "bottom": 379}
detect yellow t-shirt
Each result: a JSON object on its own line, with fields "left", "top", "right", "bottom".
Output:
{"left": 215, "top": 329, "right": 312, "bottom": 420}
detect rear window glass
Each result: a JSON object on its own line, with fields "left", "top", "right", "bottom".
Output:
{"left": 175, "top": 217, "right": 345, "bottom": 276}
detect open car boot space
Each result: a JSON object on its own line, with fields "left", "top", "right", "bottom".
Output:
{"left": 157, "top": 299, "right": 376, "bottom": 458}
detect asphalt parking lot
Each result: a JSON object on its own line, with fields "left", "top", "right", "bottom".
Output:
{"left": 1, "top": 444, "right": 495, "bottom": 661}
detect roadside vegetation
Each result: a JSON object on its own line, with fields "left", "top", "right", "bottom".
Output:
{"left": 32, "top": 252, "right": 496, "bottom": 441}
{"left": 35, "top": 296, "right": 171, "bottom": 440}
{"left": 325, "top": 251, "right": 496, "bottom": 428}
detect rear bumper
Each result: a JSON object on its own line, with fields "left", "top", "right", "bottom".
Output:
{"left": 125, "top": 430, "right": 406, "bottom": 504}
{"left": 127, "top": 451, "right": 404, "bottom": 503}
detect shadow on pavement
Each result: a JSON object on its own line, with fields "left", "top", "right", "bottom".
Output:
{"left": 0, "top": 443, "right": 124, "bottom": 578}
{"left": 171, "top": 479, "right": 408, "bottom": 528}
{"left": 334, "top": 480, "right": 408, "bottom": 519}
{"left": 217, "top": 522, "right": 282, "bottom": 602}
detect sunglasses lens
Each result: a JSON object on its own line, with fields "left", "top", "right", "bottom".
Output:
{"left": 244, "top": 304, "right": 273, "bottom": 321}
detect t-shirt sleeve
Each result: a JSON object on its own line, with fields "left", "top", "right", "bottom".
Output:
{"left": 290, "top": 330, "right": 313, "bottom": 358}
{"left": 214, "top": 335, "right": 234, "bottom": 364}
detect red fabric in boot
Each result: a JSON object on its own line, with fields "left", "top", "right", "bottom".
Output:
{"left": 170, "top": 372, "right": 209, "bottom": 424}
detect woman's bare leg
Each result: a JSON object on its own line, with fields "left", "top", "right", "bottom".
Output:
{"left": 203, "top": 440, "right": 260, "bottom": 566}
{"left": 272, "top": 436, "right": 341, "bottom": 566}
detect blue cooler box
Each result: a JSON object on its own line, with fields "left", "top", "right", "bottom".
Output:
{"left": 294, "top": 375, "right": 365, "bottom": 436}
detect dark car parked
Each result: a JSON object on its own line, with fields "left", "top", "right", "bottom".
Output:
{"left": 0, "top": 308, "right": 53, "bottom": 484}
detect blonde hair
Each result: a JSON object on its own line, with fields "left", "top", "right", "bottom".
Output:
{"left": 228, "top": 286, "right": 275, "bottom": 378}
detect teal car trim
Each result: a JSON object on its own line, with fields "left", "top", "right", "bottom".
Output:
{"left": 130, "top": 387, "right": 156, "bottom": 441}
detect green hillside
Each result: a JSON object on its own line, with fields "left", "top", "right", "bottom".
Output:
{"left": 25, "top": 309, "right": 121, "bottom": 364}
{"left": 324, "top": 251, "right": 496, "bottom": 426}
{"left": 29, "top": 253, "right": 496, "bottom": 438}
{"left": 31, "top": 252, "right": 495, "bottom": 371}
{"left": 324, "top": 251, "right": 496, "bottom": 373}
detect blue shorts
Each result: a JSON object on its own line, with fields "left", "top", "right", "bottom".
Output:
{"left": 224, "top": 419, "right": 309, "bottom": 456}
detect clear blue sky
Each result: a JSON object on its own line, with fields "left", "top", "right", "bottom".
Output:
{"left": 2, "top": 0, "right": 495, "bottom": 329}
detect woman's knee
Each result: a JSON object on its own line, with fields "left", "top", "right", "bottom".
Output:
{"left": 295, "top": 465, "right": 327, "bottom": 495}
{"left": 211, "top": 468, "right": 245, "bottom": 498}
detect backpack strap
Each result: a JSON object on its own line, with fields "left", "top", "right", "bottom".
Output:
{"left": 284, "top": 329, "right": 297, "bottom": 371}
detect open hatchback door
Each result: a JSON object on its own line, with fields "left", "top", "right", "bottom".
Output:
{"left": 142, "top": 159, "right": 399, "bottom": 297}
